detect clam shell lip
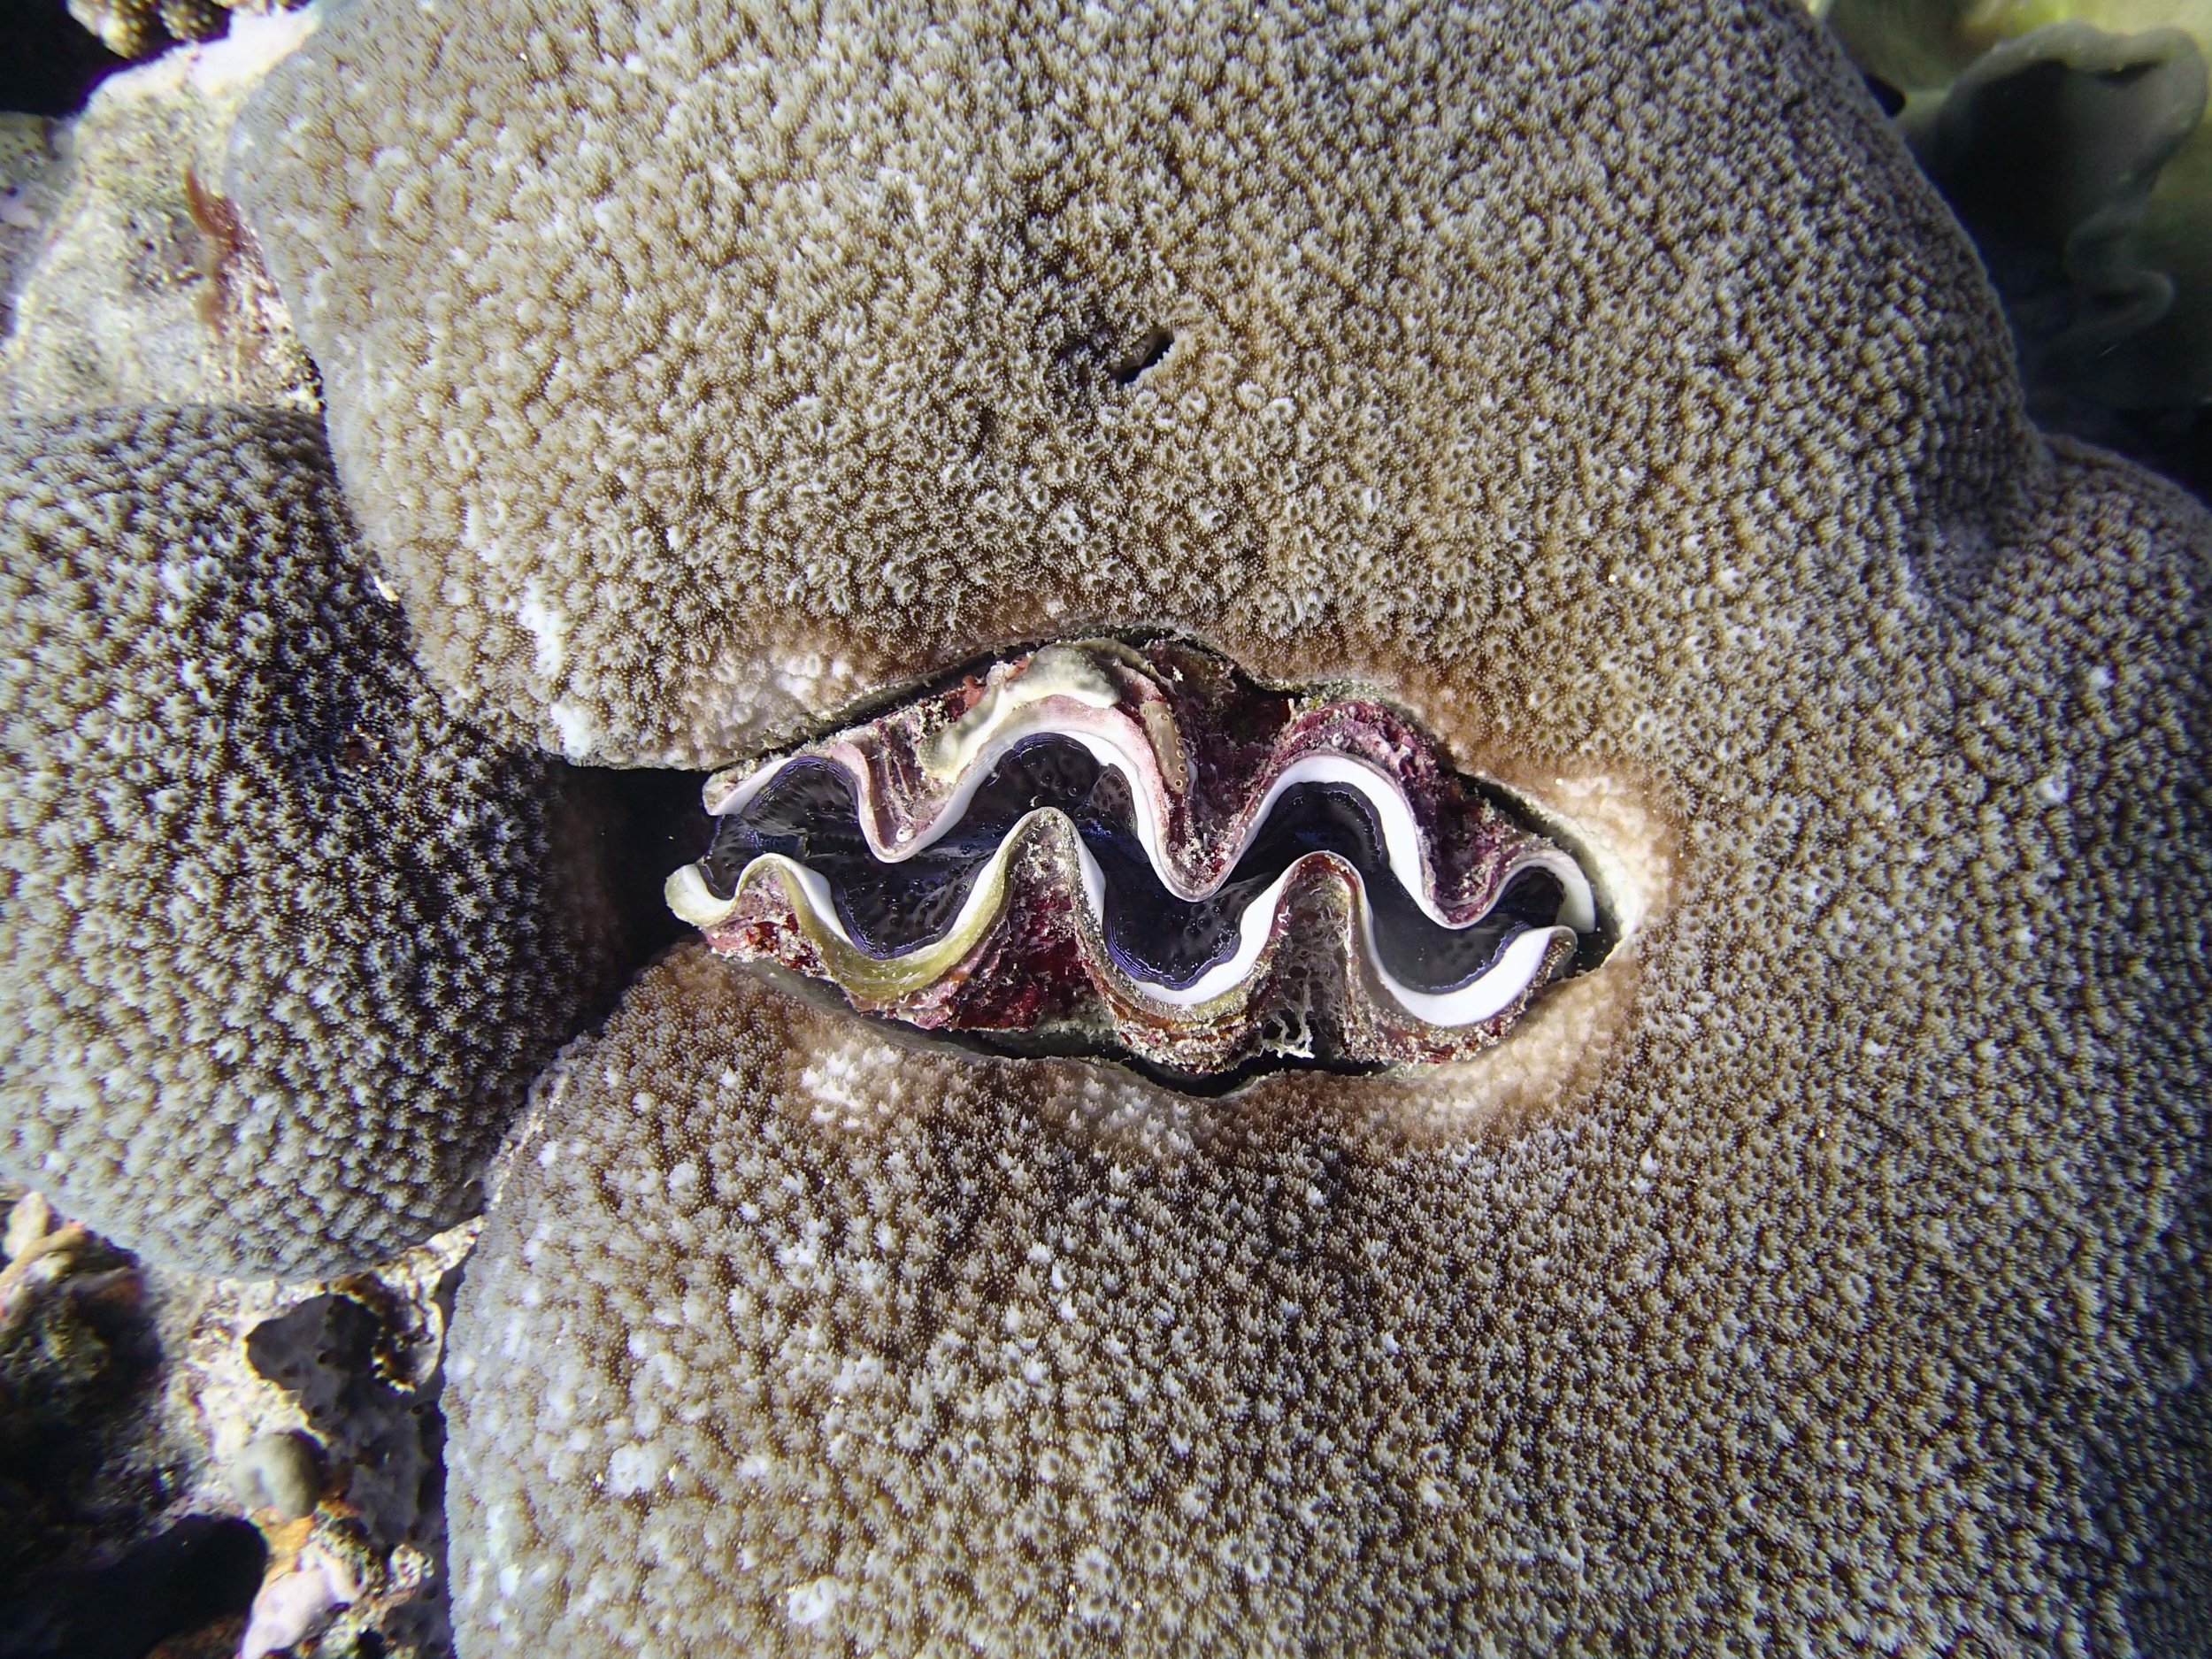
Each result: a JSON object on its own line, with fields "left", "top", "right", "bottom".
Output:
{"left": 664, "top": 820, "right": 1576, "bottom": 1027}
{"left": 699, "top": 695, "right": 1599, "bottom": 936}
{"left": 672, "top": 640, "right": 1611, "bottom": 1045}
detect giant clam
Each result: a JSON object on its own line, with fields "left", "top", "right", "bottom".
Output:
{"left": 668, "top": 641, "right": 1613, "bottom": 1076}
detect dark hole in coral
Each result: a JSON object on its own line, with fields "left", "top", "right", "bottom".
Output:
{"left": 1109, "top": 326, "right": 1175, "bottom": 386}
{"left": 578, "top": 763, "right": 713, "bottom": 964}
{"left": 0, "top": 1514, "right": 265, "bottom": 1659}
{"left": 334, "top": 729, "right": 380, "bottom": 774}
{"left": 1860, "top": 68, "right": 1906, "bottom": 118}
{"left": 0, "top": 0, "right": 127, "bottom": 117}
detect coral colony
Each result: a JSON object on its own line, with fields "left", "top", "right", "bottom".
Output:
{"left": 0, "top": 0, "right": 2207, "bottom": 1653}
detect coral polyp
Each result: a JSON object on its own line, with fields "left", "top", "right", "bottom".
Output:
{"left": 669, "top": 641, "right": 1608, "bottom": 1074}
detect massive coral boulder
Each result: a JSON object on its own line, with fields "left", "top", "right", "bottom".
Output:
{"left": 0, "top": 404, "right": 630, "bottom": 1280}
{"left": 230, "top": 0, "right": 2030, "bottom": 770}
{"left": 381, "top": 0, "right": 2212, "bottom": 1654}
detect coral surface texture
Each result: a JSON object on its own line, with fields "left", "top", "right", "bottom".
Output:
{"left": 230, "top": 0, "right": 2026, "bottom": 770}
{"left": 0, "top": 405, "right": 623, "bottom": 1279}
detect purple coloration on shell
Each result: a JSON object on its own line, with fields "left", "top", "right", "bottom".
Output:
{"left": 670, "top": 640, "right": 1608, "bottom": 1077}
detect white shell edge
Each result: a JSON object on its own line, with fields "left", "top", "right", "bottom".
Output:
{"left": 703, "top": 711, "right": 1598, "bottom": 935}
{"left": 668, "top": 830, "right": 1576, "bottom": 1031}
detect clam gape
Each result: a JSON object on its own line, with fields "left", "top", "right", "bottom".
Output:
{"left": 669, "top": 640, "right": 1611, "bottom": 1076}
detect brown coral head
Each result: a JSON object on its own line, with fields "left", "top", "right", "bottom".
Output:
{"left": 666, "top": 640, "right": 1615, "bottom": 1079}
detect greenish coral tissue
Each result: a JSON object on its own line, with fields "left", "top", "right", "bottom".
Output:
{"left": 1830, "top": 0, "right": 2212, "bottom": 417}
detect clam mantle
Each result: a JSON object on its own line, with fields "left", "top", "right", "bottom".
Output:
{"left": 669, "top": 641, "right": 1610, "bottom": 1074}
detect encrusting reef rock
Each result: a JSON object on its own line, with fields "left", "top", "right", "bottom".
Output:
{"left": 0, "top": 404, "right": 630, "bottom": 1280}
{"left": 0, "top": 6, "right": 321, "bottom": 419}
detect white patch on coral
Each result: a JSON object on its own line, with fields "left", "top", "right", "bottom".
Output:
{"left": 797, "top": 1037, "right": 910, "bottom": 1123}
{"left": 605, "top": 1441, "right": 664, "bottom": 1496}
{"left": 785, "top": 1576, "right": 845, "bottom": 1626}
{"left": 187, "top": 4, "right": 320, "bottom": 96}
{"left": 513, "top": 582, "right": 568, "bottom": 679}
{"left": 770, "top": 649, "right": 857, "bottom": 710}
{"left": 549, "top": 701, "right": 595, "bottom": 760}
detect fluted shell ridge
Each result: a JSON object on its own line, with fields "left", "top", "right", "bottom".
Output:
{"left": 669, "top": 640, "right": 1614, "bottom": 1075}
